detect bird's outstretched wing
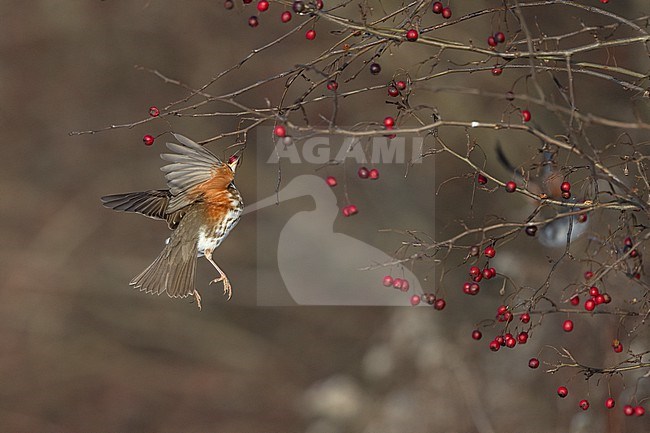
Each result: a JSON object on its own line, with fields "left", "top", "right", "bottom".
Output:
{"left": 100, "top": 190, "right": 186, "bottom": 229}
{"left": 160, "top": 133, "right": 235, "bottom": 213}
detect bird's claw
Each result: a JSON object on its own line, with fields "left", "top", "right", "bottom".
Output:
{"left": 193, "top": 290, "right": 202, "bottom": 311}
{"left": 210, "top": 276, "right": 232, "bottom": 301}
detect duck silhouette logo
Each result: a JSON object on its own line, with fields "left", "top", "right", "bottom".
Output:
{"left": 243, "top": 175, "right": 420, "bottom": 305}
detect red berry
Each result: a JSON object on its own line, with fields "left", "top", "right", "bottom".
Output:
{"left": 489, "top": 340, "right": 500, "bottom": 351}
{"left": 613, "top": 343, "right": 623, "bottom": 353}
{"left": 281, "top": 11, "right": 292, "bottom": 22}
{"left": 505, "top": 337, "right": 516, "bottom": 348}
{"left": 305, "top": 29, "right": 316, "bottom": 40}
{"left": 602, "top": 293, "right": 612, "bottom": 303}
{"left": 624, "top": 237, "right": 633, "bottom": 247}
{"left": 497, "top": 305, "right": 508, "bottom": 315}
{"left": 342, "top": 204, "right": 358, "bottom": 217}
{"left": 441, "top": 7, "right": 452, "bottom": 19}
{"left": 484, "top": 246, "right": 496, "bottom": 258}
{"left": 243, "top": 0, "right": 253, "bottom": 3}
{"left": 434, "top": 298, "right": 446, "bottom": 310}
{"left": 406, "top": 29, "right": 418, "bottom": 42}
{"left": 589, "top": 286, "right": 599, "bottom": 297}
{"left": 392, "top": 278, "right": 403, "bottom": 290}
{"left": 595, "top": 294, "right": 605, "bottom": 305}
{"left": 395, "top": 81, "right": 407, "bottom": 90}
{"left": 248, "top": 16, "right": 259, "bottom": 27}
{"left": 630, "top": 249, "right": 638, "bottom": 258}
{"left": 634, "top": 406, "right": 645, "bottom": 416}
{"left": 148, "top": 106, "right": 160, "bottom": 117}
{"left": 369, "top": 168, "right": 379, "bottom": 180}
{"left": 495, "top": 32, "right": 506, "bottom": 43}
{"left": 292, "top": 0, "right": 304, "bottom": 12}
{"left": 584, "top": 299, "right": 596, "bottom": 311}
{"left": 495, "top": 335, "right": 505, "bottom": 346}
{"left": 382, "top": 275, "right": 393, "bottom": 287}
{"left": 224, "top": 0, "right": 234, "bottom": 9}
{"left": 528, "top": 358, "right": 540, "bottom": 369}
{"left": 326, "top": 176, "right": 337, "bottom": 187}
{"left": 482, "top": 268, "right": 492, "bottom": 280}
{"left": 315, "top": 0, "right": 323, "bottom": 9}
{"left": 388, "top": 86, "right": 399, "bottom": 97}
{"left": 492, "top": 67, "right": 503, "bottom": 76}
{"left": 274, "top": 125, "right": 287, "bottom": 137}
{"left": 424, "top": 294, "right": 436, "bottom": 305}
{"left": 578, "top": 213, "right": 588, "bottom": 223}
{"left": 623, "top": 405, "right": 634, "bottom": 416}
{"left": 579, "top": 399, "right": 589, "bottom": 410}
{"left": 142, "top": 134, "right": 155, "bottom": 146}
{"left": 584, "top": 271, "right": 594, "bottom": 280}
{"left": 561, "top": 191, "right": 571, "bottom": 199}
{"left": 477, "top": 173, "right": 488, "bottom": 185}
{"left": 410, "top": 294, "right": 421, "bottom": 306}
{"left": 472, "top": 330, "right": 482, "bottom": 340}
{"left": 505, "top": 181, "right": 517, "bottom": 192}
{"left": 383, "top": 116, "right": 395, "bottom": 128}
{"left": 401, "top": 279, "right": 410, "bottom": 292}
{"left": 432, "top": 1, "right": 443, "bottom": 13}
{"left": 561, "top": 181, "right": 571, "bottom": 192}
{"left": 469, "top": 266, "right": 481, "bottom": 277}
{"left": 517, "top": 331, "right": 528, "bottom": 344}
{"left": 358, "top": 166, "right": 370, "bottom": 179}
{"left": 522, "top": 110, "right": 532, "bottom": 122}
{"left": 570, "top": 295, "right": 580, "bottom": 306}
{"left": 557, "top": 386, "right": 568, "bottom": 398}
{"left": 520, "top": 312, "right": 531, "bottom": 323}
{"left": 606, "top": 398, "right": 616, "bottom": 409}
{"left": 257, "top": 0, "right": 269, "bottom": 12}
{"left": 487, "top": 36, "right": 497, "bottom": 47}
{"left": 563, "top": 319, "right": 574, "bottom": 332}
{"left": 326, "top": 80, "right": 338, "bottom": 91}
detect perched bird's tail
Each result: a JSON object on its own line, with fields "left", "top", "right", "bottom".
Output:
{"left": 130, "top": 236, "right": 198, "bottom": 299}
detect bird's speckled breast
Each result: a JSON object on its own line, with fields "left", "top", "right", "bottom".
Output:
{"left": 197, "top": 188, "right": 243, "bottom": 254}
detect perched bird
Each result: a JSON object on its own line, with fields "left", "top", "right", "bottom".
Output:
{"left": 496, "top": 144, "right": 588, "bottom": 248}
{"left": 101, "top": 134, "right": 243, "bottom": 309}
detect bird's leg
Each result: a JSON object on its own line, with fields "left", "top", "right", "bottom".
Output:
{"left": 193, "top": 290, "right": 202, "bottom": 311}
{"left": 204, "top": 248, "right": 232, "bottom": 300}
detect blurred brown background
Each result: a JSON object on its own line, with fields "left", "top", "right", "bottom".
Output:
{"left": 1, "top": 1, "right": 648, "bottom": 432}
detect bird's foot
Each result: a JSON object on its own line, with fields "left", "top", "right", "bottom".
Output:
{"left": 193, "top": 290, "right": 202, "bottom": 311}
{"left": 209, "top": 276, "right": 232, "bottom": 301}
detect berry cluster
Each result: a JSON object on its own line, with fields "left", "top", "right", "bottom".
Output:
{"left": 382, "top": 275, "right": 446, "bottom": 309}
{"left": 555, "top": 387, "right": 645, "bottom": 416}
{"left": 431, "top": 2, "right": 452, "bottom": 19}
{"left": 357, "top": 166, "right": 379, "bottom": 180}
{"left": 387, "top": 80, "right": 407, "bottom": 97}
{"left": 487, "top": 31, "right": 506, "bottom": 47}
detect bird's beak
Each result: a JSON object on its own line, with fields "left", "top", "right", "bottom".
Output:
{"left": 227, "top": 152, "right": 242, "bottom": 173}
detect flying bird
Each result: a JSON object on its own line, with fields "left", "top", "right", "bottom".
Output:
{"left": 101, "top": 134, "right": 243, "bottom": 309}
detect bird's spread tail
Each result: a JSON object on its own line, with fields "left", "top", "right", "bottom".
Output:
{"left": 130, "top": 242, "right": 198, "bottom": 299}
